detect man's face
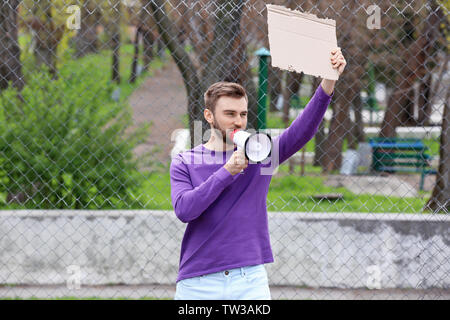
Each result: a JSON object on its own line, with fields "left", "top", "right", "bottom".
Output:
{"left": 206, "top": 96, "right": 248, "bottom": 145}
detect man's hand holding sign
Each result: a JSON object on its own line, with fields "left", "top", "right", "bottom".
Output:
{"left": 321, "top": 47, "right": 347, "bottom": 95}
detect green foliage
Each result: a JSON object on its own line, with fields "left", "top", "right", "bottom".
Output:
{"left": 0, "top": 158, "right": 8, "bottom": 205}
{"left": 267, "top": 164, "right": 430, "bottom": 213}
{"left": 0, "top": 61, "right": 149, "bottom": 209}
{"left": 57, "top": 29, "right": 76, "bottom": 68}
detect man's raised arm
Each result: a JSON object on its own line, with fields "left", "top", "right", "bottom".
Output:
{"left": 272, "top": 47, "right": 346, "bottom": 166}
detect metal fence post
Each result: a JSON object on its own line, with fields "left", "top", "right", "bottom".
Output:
{"left": 255, "top": 47, "right": 270, "bottom": 130}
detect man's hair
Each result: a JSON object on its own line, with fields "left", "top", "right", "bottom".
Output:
{"left": 204, "top": 81, "right": 248, "bottom": 114}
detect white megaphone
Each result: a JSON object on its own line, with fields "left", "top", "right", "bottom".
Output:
{"left": 229, "top": 129, "right": 272, "bottom": 164}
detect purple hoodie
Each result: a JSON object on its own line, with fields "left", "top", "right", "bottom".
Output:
{"left": 170, "top": 84, "right": 332, "bottom": 281}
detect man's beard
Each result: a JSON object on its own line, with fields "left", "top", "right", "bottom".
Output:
{"left": 212, "top": 118, "right": 235, "bottom": 146}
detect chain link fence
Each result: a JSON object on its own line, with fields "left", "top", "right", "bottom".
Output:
{"left": 0, "top": 0, "right": 449, "bottom": 299}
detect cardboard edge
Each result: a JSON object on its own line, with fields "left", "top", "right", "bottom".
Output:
{"left": 266, "top": 4, "right": 336, "bottom": 27}
{"left": 271, "top": 64, "right": 339, "bottom": 81}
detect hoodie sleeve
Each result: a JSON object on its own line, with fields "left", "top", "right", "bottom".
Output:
{"left": 169, "top": 155, "right": 234, "bottom": 223}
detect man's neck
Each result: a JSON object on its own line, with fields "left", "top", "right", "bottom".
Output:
{"left": 204, "top": 136, "right": 235, "bottom": 152}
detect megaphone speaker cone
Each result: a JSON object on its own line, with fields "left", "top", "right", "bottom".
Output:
{"left": 230, "top": 129, "right": 272, "bottom": 163}
{"left": 245, "top": 132, "right": 272, "bottom": 163}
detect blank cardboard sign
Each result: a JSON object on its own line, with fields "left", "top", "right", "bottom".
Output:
{"left": 267, "top": 4, "right": 339, "bottom": 80}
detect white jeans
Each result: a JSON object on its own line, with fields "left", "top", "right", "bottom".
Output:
{"left": 174, "top": 264, "right": 271, "bottom": 300}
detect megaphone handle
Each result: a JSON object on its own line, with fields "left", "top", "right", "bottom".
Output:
{"left": 237, "top": 145, "right": 245, "bottom": 174}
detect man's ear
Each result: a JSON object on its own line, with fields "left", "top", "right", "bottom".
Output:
{"left": 204, "top": 108, "right": 214, "bottom": 125}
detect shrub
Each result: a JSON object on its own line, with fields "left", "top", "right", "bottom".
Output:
{"left": 0, "top": 62, "right": 149, "bottom": 209}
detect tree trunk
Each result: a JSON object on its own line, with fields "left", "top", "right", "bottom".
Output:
{"left": 309, "top": 77, "right": 325, "bottom": 167}
{"left": 320, "top": 0, "right": 365, "bottom": 173}
{"left": 282, "top": 71, "right": 303, "bottom": 173}
{"left": 380, "top": 85, "right": 411, "bottom": 137}
{"left": 112, "top": 31, "right": 121, "bottom": 83}
{"left": 417, "top": 73, "right": 432, "bottom": 126}
{"left": 201, "top": 0, "right": 244, "bottom": 87}
{"left": 186, "top": 0, "right": 213, "bottom": 75}
{"left": 344, "top": 115, "right": 359, "bottom": 150}
{"left": 74, "top": 0, "right": 99, "bottom": 58}
{"left": 282, "top": 72, "right": 303, "bottom": 126}
{"left": 345, "top": 82, "right": 362, "bottom": 150}
{"left": 321, "top": 62, "right": 363, "bottom": 172}
{"left": 322, "top": 93, "right": 348, "bottom": 172}
{"left": 314, "top": 119, "right": 326, "bottom": 167}
{"left": 111, "top": 1, "right": 121, "bottom": 84}
{"left": 225, "top": 29, "right": 259, "bottom": 130}
{"left": 130, "top": 26, "right": 140, "bottom": 84}
{"left": 352, "top": 81, "right": 365, "bottom": 143}
{"left": 29, "top": 0, "right": 62, "bottom": 79}
{"left": 155, "top": 34, "right": 165, "bottom": 58}
{"left": 268, "top": 65, "right": 282, "bottom": 112}
{"left": 424, "top": 89, "right": 449, "bottom": 213}
{"left": 418, "top": 0, "right": 443, "bottom": 126}
{"left": 142, "top": 28, "right": 154, "bottom": 71}
{"left": 139, "top": 0, "right": 155, "bottom": 72}
{"left": 427, "top": 53, "right": 448, "bottom": 125}
{"left": 380, "top": 0, "right": 441, "bottom": 136}
{"left": 149, "top": 0, "right": 203, "bottom": 148}
{"left": 0, "top": 0, "right": 24, "bottom": 91}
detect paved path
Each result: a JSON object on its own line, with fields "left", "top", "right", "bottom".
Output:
{"left": 0, "top": 284, "right": 448, "bottom": 300}
{"left": 128, "top": 59, "right": 187, "bottom": 169}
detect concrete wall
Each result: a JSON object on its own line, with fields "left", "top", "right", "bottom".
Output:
{"left": 0, "top": 210, "right": 448, "bottom": 289}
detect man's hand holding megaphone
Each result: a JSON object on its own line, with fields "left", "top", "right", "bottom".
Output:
{"left": 224, "top": 128, "right": 273, "bottom": 175}
{"left": 224, "top": 149, "right": 249, "bottom": 176}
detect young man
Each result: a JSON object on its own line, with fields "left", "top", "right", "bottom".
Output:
{"left": 170, "top": 48, "right": 346, "bottom": 300}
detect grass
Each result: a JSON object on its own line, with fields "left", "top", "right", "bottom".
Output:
{"left": 267, "top": 164, "right": 431, "bottom": 213}
{"left": 71, "top": 44, "right": 165, "bottom": 104}
{"left": 131, "top": 161, "right": 434, "bottom": 213}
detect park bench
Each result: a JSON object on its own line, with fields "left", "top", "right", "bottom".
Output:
{"left": 368, "top": 137, "right": 437, "bottom": 191}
